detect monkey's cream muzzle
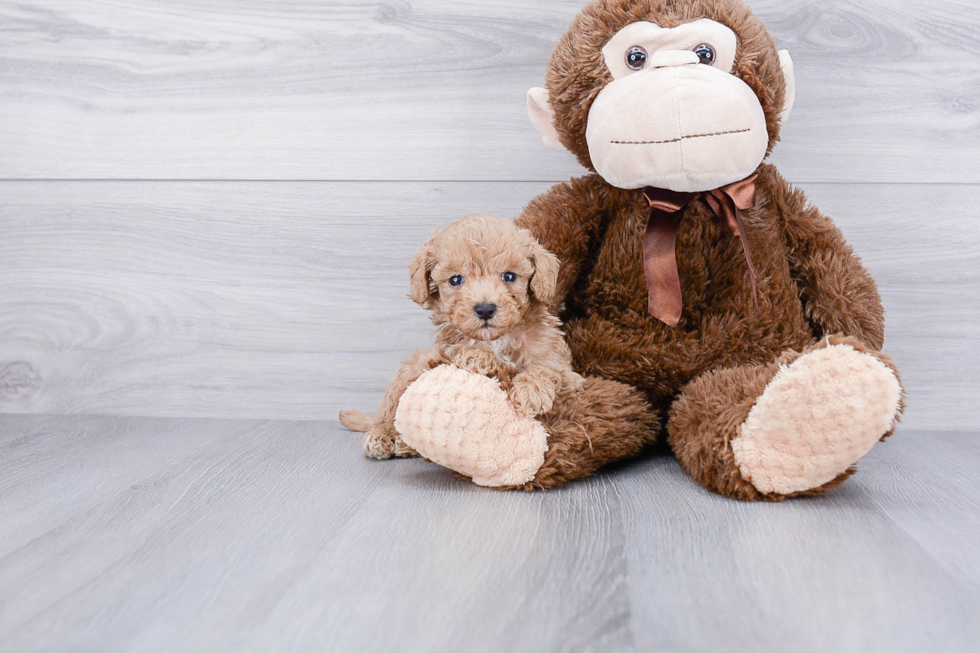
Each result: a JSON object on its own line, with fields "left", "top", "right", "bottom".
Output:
{"left": 527, "top": 19, "right": 796, "bottom": 194}
{"left": 586, "top": 38, "right": 769, "bottom": 193}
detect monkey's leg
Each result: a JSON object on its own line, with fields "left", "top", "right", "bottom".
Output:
{"left": 523, "top": 377, "right": 660, "bottom": 490}
{"left": 394, "top": 366, "right": 658, "bottom": 489}
{"left": 668, "top": 335, "right": 904, "bottom": 501}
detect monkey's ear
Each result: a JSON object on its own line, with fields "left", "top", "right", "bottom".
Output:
{"left": 528, "top": 241, "right": 561, "bottom": 306}
{"left": 778, "top": 50, "right": 796, "bottom": 123}
{"left": 408, "top": 234, "right": 438, "bottom": 306}
{"left": 527, "top": 87, "right": 567, "bottom": 151}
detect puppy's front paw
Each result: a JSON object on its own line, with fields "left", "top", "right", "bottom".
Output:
{"left": 564, "top": 370, "right": 586, "bottom": 394}
{"left": 508, "top": 375, "right": 558, "bottom": 418}
{"left": 449, "top": 346, "right": 499, "bottom": 376}
{"left": 362, "top": 425, "right": 416, "bottom": 459}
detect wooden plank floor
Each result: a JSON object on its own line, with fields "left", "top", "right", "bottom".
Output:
{"left": 1, "top": 415, "right": 978, "bottom": 653}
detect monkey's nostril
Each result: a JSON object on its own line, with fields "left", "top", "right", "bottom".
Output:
{"left": 474, "top": 303, "right": 498, "bottom": 321}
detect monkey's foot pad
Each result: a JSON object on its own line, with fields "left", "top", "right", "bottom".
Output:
{"left": 394, "top": 365, "right": 549, "bottom": 487}
{"left": 731, "top": 344, "right": 902, "bottom": 495}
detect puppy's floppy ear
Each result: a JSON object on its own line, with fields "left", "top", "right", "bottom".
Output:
{"left": 408, "top": 230, "right": 439, "bottom": 306}
{"left": 527, "top": 236, "right": 560, "bottom": 306}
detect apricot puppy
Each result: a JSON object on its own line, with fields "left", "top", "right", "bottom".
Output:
{"left": 340, "top": 214, "right": 584, "bottom": 459}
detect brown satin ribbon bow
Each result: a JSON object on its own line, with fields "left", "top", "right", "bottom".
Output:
{"left": 642, "top": 174, "right": 760, "bottom": 327}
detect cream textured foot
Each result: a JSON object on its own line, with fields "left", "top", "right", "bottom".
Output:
{"left": 394, "top": 365, "right": 549, "bottom": 487}
{"left": 731, "top": 344, "right": 902, "bottom": 495}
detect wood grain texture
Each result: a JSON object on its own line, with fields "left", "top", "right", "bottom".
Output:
{"left": 617, "top": 439, "right": 980, "bottom": 653}
{"left": 1, "top": 415, "right": 978, "bottom": 653}
{"left": 0, "top": 180, "right": 544, "bottom": 421}
{"left": 1, "top": 180, "right": 976, "bottom": 430}
{"left": 0, "top": 0, "right": 977, "bottom": 182}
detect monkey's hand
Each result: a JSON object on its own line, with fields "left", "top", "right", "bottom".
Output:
{"left": 508, "top": 366, "right": 563, "bottom": 418}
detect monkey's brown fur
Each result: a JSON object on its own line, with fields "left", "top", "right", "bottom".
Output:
{"left": 340, "top": 215, "right": 661, "bottom": 465}
{"left": 494, "top": 0, "right": 904, "bottom": 499}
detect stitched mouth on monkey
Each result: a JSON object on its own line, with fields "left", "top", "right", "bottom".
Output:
{"left": 585, "top": 63, "right": 769, "bottom": 192}
{"left": 609, "top": 127, "right": 752, "bottom": 146}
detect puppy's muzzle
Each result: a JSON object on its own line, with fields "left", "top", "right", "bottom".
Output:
{"left": 474, "top": 303, "right": 498, "bottom": 321}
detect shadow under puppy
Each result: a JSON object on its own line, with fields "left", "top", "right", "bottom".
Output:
{"left": 341, "top": 214, "right": 584, "bottom": 459}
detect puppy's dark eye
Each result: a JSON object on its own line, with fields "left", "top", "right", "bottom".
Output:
{"left": 449, "top": 275, "right": 464, "bottom": 287}
{"left": 502, "top": 271, "right": 517, "bottom": 284}
{"left": 625, "top": 46, "right": 648, "bottom": 71}
{"left": 693, "top": 43, "right": 716, "bottom": 66}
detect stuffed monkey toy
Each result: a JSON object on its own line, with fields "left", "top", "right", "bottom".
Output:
{"left": 392, "top": 0, "right": 904, "bottom": 501}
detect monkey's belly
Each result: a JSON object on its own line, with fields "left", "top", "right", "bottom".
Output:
{"left": 563, "top": 311, "right": 811, "bottom": 399}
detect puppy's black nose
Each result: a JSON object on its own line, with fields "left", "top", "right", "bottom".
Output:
{"left": 474, "top": 303, "right": 498, "bottom": 321}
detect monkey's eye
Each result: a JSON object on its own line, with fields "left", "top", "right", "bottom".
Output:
{"left": 693, "top": 43, "right": 716, "bottom": 66}
{"left": 502, "top": 271, "right": 517, "bottom": 284}
{"left": 625, "top": 46, "right": 648, "bottom": 70}
{"left": 449, "top": 275, "right": 464, "bottom": 287}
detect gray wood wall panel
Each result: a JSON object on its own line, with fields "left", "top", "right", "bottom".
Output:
{"left": 2, "top": 415, "right": 978, "bottom": 653}
{"left": 1, "top": 0, "right": 977, "bottom": 183}
{"left": 1, "top": 180, "right": 976, "bottom": 430}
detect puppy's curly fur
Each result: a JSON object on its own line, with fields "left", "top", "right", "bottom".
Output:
{"left": 340, "top": 214, "right": 585, "bottom": 459}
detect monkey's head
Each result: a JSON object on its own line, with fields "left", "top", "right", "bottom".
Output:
{"left": 528, "top": 0, "right": 795, "bottom": 193}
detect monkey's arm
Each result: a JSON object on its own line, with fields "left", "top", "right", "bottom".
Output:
{"left": 515, "top": 176, "right": 611, "bottom": 307}
{"left": 764, "top": 167, "right": 886, "bottom": 350}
